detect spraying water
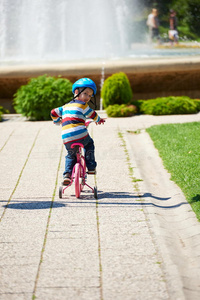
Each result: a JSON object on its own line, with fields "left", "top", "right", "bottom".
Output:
{"left": 0, "top": 0, "right": 136, "bottom": 64}
{"left": 1, "top": 0, "right": 200, "bottom": 65}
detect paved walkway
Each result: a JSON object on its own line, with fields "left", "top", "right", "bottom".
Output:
{"left": 0, "top": 112, "right": 200, "bottom": 300}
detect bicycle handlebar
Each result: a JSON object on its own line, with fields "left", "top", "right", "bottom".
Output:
{"left": 85, "top": 118, "right": 106, "bottom": 127}
{"left": 71, "top": 119, "right": 106, "bottom": 149}
{"left": 97, "top": 118, "right": 106, "bottom": 124}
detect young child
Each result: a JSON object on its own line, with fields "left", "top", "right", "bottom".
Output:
{"left": 50, "top": 77, "right": 105, "bottom": 185}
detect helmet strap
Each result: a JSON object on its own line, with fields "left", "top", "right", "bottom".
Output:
{"left": 72, "top": 87, "right": 97, "bottom": 110}
{"left": 72, "top": 87, "right": 86, "bottom": 100}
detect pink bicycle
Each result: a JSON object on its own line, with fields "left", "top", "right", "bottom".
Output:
{"left": 58, "top": 120, "right": 105, "bottom": 199}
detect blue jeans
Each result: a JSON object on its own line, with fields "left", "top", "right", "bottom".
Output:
{"left": 63, "top": 134, "right": 97, "bottom": 176}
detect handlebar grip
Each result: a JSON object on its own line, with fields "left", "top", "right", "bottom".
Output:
{"left": 98, "top": 118, "right": 106, "bottom": 124}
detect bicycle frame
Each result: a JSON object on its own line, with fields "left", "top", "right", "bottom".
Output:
{"left": 59, "top": 142, "right": 97, "bottom": 199}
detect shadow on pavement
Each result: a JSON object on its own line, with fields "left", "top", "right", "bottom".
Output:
{"left": 60, "top": 191, "right": 189, "bottom": 209}
{"left": 2, "top": 201, "right": 65, "bottom": 210}
{"left": 1, "top": 192, "right": 189, "bottom": 210}
{"left": 98, "top": 192, "right": 171, "bottom": 201}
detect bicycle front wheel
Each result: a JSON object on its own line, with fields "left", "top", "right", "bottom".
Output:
{"left": 74, "top": 163, "right": 81, "bottom": 198}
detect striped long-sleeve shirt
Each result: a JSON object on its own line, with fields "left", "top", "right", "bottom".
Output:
{"left": 51, "top": 100, "right": 100, "bottom": 144}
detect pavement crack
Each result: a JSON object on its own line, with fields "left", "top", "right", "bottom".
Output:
{"left": 91, "top": 124, "right": 104, "bottom": 300}
{"left": 96, "top": 198, "right": 104, "bottom": 300}
{"left": 32, "top": 144, "right": 63, "bottom": 299}
{"left": 0, "top": 129, "right": 40, "bottom": 222}
{"left": 0, "top": 129, "right": 15, "bottom": 152}
{"left": 118, "top": 130, "right": 141, "bottom": 193}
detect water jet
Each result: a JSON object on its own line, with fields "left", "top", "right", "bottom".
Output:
{"left": 1, "top": 0, "right": 200, "bottom": 112}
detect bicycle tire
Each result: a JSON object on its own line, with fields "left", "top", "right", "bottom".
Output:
{"left": 94, "top": 186, "right": 98, "bottom": 199}
{"left": 59, "top": 186, "right": 63, "bottom": 199}
{"left": 74, "top": 163, "right": 81, "bottom": 198}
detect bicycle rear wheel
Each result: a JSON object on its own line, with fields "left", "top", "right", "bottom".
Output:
{"left": 94, "top": 186, "right": 98, "bottom": 199}
{"left": 74, "top": 163, "right": 81, "bottom": 198}
{"left": 59, "top": 186, "right": 63, "bottom": 199}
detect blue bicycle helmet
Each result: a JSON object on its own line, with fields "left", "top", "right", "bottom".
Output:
{"left": 72, "top": 78, "right": 97, "bottom": 95}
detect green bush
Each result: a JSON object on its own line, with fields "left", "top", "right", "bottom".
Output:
{"left": 101, "top": 72, "right": 133, "bottom": 108}
{"left": 106, "top": 104, "right": 137, "bottom": 117}
{"left": 13, "top": 74, "right": 73, "bottom": 120}
{"left": 0, "top": 106, "right": 9, "bottom": 122}
{"left": 130, "top": 100, "right": 144, "bottom": 113}
{"left": 193, "top": 99, "right": 200, "bottom": 111}
{"left": 139, "top": 96, "right": 199, "bottom": 115}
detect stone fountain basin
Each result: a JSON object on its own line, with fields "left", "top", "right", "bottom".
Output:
{"left": 1, "top": 56, "right": 200, "bottom": 111}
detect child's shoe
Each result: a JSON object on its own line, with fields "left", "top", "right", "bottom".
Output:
{"left": 62, "top": 173, "right": 71, "bottom": 185}
{"left": 87, "top": 169, "right": 96, "bottom": 175}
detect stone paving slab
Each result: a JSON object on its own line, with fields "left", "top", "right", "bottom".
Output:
{"left": 119, "top": 113, "right": 200, "bottom": 300}
{"left": 0, "top": 112, "right": 200, "bottom": 300}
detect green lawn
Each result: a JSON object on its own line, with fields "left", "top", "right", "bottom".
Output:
{"left": 146, "top": 122, "right": 200, "bottom": 221}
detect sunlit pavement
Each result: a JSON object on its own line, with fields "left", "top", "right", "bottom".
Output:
{"left": 0, "top": 112, "right": 200, "bottom": 300}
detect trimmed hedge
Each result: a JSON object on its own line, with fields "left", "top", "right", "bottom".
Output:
{"left": 0, "top": 106, "right": 9, "bottom": 122}
{"left": 13, "top": 74, "right": 73, "bottom": 121}
{"left": 101, "top": 72, "right": 133, "bottom": 108}
{"left": 140, "top": 96, "right": 198, "bottom": 115}
{"left": 138, "top": 96, "right": 200, "bottom": 115}
{"left": 193, "top": 99, "right": 200, "bottom": 111}
{"left": 106, "top": 96, "right": 200, "bottom": 117}
{"left": 106, "top": 104, "right": 137, "bottom": 117}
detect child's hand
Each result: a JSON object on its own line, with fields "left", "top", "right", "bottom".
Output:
{"left": 96, "top": 118, "right": 106, "bottom": 125}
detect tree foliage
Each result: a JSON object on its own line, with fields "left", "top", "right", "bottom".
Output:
{"left": 133, "top": 0, "right": 200, "bottom": 40}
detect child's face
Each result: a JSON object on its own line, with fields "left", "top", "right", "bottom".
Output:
{"left": 75, "top": 88, "right": 94, "bottom": 103}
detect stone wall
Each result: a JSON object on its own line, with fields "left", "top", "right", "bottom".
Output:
{"left": 1, "top": 57, "right": 200, "bottom": 112}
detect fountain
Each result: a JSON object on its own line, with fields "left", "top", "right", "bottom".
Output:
{"left": 1, "top": 0, "right": 200, "bottom": 64}
{"left": 0, "top": 0, "right": 135, "bottom": 64}
{"left": 1, "top": 0, "right": 200, "bottom": 112}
